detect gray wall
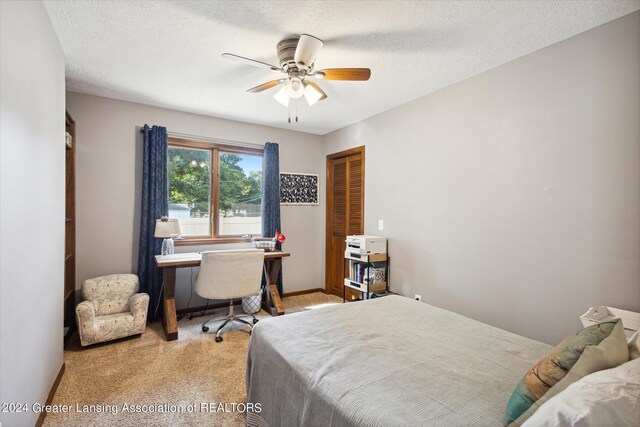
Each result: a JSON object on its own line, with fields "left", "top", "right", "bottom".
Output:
{"left": 0, "top": 1, "right": 66, "bottom": 425}
{"left": 323, "top": 12, "right": 640, "bottom": 345}
{"left": 65, "top": 93, "right": 325, "bottom": 309}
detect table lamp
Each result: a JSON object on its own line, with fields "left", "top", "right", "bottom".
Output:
{"left": 154, "top": 217, "right": 181, "bottom": 255}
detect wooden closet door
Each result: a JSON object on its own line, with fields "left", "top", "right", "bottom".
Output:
{"left": 326, "top": 147, "right": 365, "bottom": 298}
{"left": 347, "top": 155, "right": 363, "bottom": 235}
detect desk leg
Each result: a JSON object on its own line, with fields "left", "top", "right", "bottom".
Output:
{"left": 162, "top": 267, "right": 178, "bottom": 341}
{"left": 262, "top": 258, "right": 285, "bottom": 316}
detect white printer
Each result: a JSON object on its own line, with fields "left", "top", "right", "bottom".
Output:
{"left": 345, "top": 235, "right": 387, "bottom": 255}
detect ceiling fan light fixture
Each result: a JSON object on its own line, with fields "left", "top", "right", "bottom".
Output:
{"left": 303, "top": 82, "right": 323, "bottom": 107}
{"left": 273, "top": 86, "right": 290, "bottom": 107}
{"left": 285, "top": 77, "right": 304, "bottom": 99}
{"left": 294, "top": 34, "right": 324, "bottom": 69}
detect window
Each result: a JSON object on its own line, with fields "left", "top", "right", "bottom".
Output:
{"left": 168, "top": 137, "right": 263, "bottom": 243}
{"left": 218, "top": 151, "right": 262, "bottom": 236}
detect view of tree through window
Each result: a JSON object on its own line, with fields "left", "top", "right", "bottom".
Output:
{"left": 168, "top": 146, "right": 211, "bottom": 236}
{"left": 219, "top": 152, "right": 262, "bottom": 235}
{"left": 167, "top": 144, "right": 262, "bottom": 238}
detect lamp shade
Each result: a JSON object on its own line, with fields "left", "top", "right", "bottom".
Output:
{"left": 285, "top": 77, "right": 304, "bottom": 99}
{"left": 154, "top": 218, "right": 181, "bottom": 238}
{"left": 273, "top": 86, "right": 290, "bottom": 107}
{"left": 304, "top": 82, "right": 323, "bottom": 106}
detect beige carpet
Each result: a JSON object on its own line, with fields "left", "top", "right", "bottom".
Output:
{"left": 44, "top": 292, "right": 341, "bottom": 426}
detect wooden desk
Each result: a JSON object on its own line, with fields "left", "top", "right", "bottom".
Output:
{"left": 154, "top": 250, "right": 290, "bottom": 341}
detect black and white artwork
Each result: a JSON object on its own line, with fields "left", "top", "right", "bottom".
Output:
{"left": 280, "top": 173, "right": 319, "bottom": 205}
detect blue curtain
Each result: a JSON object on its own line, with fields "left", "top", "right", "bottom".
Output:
{"left": 137, "top": 125, "right": 168, "bottom": 321}
{"left": 262, "top": 142, "right": 283, "bottom": 294}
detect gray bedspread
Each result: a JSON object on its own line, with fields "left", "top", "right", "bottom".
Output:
{"left": 246, "top": 296, "right": 550, "bottom": 427}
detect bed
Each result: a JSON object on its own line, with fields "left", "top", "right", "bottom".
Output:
{"left": 246, "top": 295, "right": 551, "bottom": 427}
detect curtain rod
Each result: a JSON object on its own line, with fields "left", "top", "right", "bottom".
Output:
{"left": 141, "top": 127, "right": 266, "bottom": 150}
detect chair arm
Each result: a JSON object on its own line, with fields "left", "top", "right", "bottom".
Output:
{"left": 75, "top": 301, "right": 97, "bottom": 346}
{"left": 76, "top": 300, "right": 95, "bottom": 321}
{"left": 129, "top": 293, "right": 150, "bottom": 333}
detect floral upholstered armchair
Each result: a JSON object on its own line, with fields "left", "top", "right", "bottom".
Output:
{"left": 75, "top": 274, "right": 150, "bottom": 347}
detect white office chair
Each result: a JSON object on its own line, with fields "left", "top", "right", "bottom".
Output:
{"left": 194, "top": 249, "right": 265, "bottom": 342}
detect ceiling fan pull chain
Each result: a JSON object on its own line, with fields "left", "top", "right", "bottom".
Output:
{"left": 288, "top": 103, "right": 291, "bottom": 123}
{"left": 296, "top": 105, "right": 299, "bottom": 122}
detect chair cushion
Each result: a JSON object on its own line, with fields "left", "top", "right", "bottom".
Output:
{"left": 82, "top": 274, "right": 139, "bottom": 316}
{"left": 93, "top": 312, "right": 136, "bottom": 343}
{"left": 93, "top": 298, "right": 130, "bottom": 317}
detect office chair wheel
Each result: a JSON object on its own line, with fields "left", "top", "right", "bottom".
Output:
{"left": 202, "top": 326, "right": 209, "bottom": 332}
{"left": 253, "top": 318, "right": 259, "bottom": 324}
{"left": 215, "top": 336, "right": 223, "bottom": 343}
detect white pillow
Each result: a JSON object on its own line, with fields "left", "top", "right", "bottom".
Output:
{"left": 522, "top": 358, "right": 640, "bottom": 427}
{"left": 628, "top": 330, "right": 639, "bottom": 360}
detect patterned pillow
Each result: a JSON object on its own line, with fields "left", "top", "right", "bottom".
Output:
{"left": 505, "top": 321, "right": 620, "bottom": 423}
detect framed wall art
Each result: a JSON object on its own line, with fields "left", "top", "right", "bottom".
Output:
{"left": 280, "top": 172, "right": 319, "bottom": 205}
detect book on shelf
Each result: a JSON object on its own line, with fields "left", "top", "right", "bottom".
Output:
{"left": 366, "top": 266, "right": 386, "bottom": 284}
{"left": 349, "top": 263, "right": 386, "bottom": 285}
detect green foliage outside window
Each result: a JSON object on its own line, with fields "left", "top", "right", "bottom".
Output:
{"left": 168, "top": 147, "right": 211, "bottom": 217}
{"left": 168, "top": 147, "right": 261, "bottom": 218}
{"left": 219, "top": 153, "right": 262, "bottom": 215}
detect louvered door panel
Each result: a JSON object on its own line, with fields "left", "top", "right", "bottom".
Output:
{"left": 347, "top": 155, "right": 363, "bottom": 235}
{"left": 332, "top": 158, "right": 347, "bottom": 237}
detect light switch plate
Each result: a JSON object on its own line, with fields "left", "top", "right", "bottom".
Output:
{"left": 378, "top": 219, "right": 384, "bottom": 231}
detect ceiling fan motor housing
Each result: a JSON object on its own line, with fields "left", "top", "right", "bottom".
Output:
{"left": 277, "top": 38, "right": 300, "bottom": 72}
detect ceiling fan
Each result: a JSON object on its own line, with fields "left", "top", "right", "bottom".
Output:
{"left": 222, "top": 34, "right": 371, "bottom": 108}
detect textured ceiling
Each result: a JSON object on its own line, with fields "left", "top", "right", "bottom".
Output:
{"left": 44, "top": 1, "right": 639, "bottom": 135}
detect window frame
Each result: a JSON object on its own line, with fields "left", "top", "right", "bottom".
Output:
{"left": 168, "top": 137, "right": 264, "bottom": 245}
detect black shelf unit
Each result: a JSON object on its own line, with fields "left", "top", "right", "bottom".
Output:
{"left": 343, "top": 253, "right": 390, "bottom": 302}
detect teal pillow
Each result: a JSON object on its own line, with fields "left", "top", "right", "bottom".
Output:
{"left": 505, "top": 321, "right": 618, "bottom": 423}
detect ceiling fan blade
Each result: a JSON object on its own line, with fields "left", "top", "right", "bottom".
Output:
{"left": 222, "top": 53, "right": 283, "bottom": 72}
{"left": 294, "top": 34, "right": 324, "bottom": 68}
{"left": 246, "top": 79, "right": 285, "bottom": 93}
{"left": 306, "top": 81, "right": 327, "bottom": 101}
{"left": 315, "top": 68, "right": 371, "bottom": 81}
